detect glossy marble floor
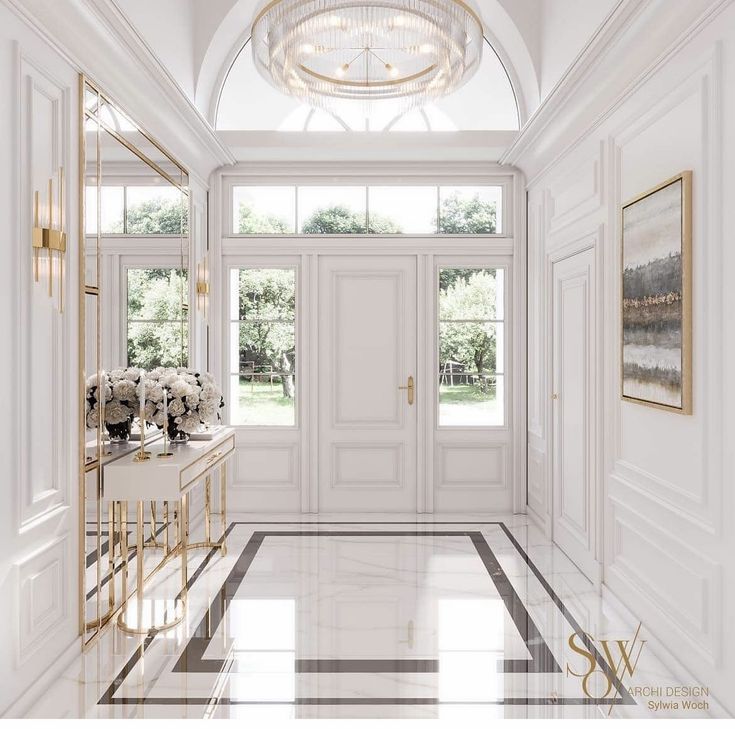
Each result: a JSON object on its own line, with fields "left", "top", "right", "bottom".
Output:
{"left": 26, "top": 515, "right": 723, "bottom": 720}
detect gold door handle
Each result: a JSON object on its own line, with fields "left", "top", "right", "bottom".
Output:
{"left": 551, "top": 393, "right": 559, "bottom": 400}
{"left": 398, "top": 376, "right": 415, "bottom": 405}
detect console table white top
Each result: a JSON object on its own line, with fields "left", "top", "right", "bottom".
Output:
{"left": 102, "top": 427, "right": 235, "bottom": 501}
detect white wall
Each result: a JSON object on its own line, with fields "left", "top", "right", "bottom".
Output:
{"left": 538, "top": 0, "right": 618, "bottom": 97}
{"left": 116, "top": 0, "right": 196, "bottom": 98}
{"left": 0, "top": 3, "right": 80, "bottom": 714}
{"left": 524, "top": 0, "right": 735, "bottom": 715}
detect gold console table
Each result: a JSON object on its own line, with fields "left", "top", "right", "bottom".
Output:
{"left": 103, "top": 427, "right": 235, "bottom": 634}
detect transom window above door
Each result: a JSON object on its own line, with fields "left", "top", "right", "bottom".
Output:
{"left": 229, "top": 268, "right": 297, "bottom": 426}
{"left": 232, "top": 185, "right": 503, "bottom": 236}
{"left": 85, "top": 185, "right": 188, "bottom": 235}
{"left": 438, "top": 267, "right": 505, "bottom": 427}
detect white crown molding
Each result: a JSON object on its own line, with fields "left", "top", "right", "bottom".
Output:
{"left": 218, "top": 157, "right": 515, "bottom": 179}
{"left": 500, "top": 0, "right": 733, "bottom": 184}
{"left": 218, "top": 130, "right": 518, "bottom": 164}
{"left": 3, "top": 0, "right": 235, "bottom": 184}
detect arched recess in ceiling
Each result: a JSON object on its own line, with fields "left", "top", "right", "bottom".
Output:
{"left": 194, "top": 0, "right": 540, "bottom": 131}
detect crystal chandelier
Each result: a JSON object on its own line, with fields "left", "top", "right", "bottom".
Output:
{"left": 251, "top": 0, "right": 483, "bottom": 116}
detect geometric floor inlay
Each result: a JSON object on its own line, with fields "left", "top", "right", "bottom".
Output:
{"left": 99, "top": 522, "right": 634, "bottom": 708}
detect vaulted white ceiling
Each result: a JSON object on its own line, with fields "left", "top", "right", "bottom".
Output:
{"left": 115, "top": 0, "right": 620, "bottom": 130}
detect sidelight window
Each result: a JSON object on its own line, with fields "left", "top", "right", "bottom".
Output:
{"left": 438, "top": 267, "right": 505, "bottom": 426}
{"left": 229, "top": 268, "right": 297, "bottom": 426}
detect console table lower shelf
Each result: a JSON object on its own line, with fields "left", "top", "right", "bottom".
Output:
{"left": 103, "top": 428, "right": 235, "bottom": 634}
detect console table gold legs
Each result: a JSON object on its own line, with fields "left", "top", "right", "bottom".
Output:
{"left": 187, "top": 467, "right": 228, "bottom": 553}
{"left": 115, "top": 463, "right": 227, "bottom": 635}
{"left": 117, "top": 497, "right": 186, "bottom": 635}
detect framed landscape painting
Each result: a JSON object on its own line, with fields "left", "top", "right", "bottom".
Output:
{"left": 621, "top": 171, "right": 692, "bottom": 413}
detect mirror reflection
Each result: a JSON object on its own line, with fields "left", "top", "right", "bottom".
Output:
{"left": 81, "top": 79, "right": 190, "bottom": 643}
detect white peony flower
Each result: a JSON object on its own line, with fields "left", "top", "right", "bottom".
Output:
{"left": 105, "top": 399, "right": 132, "bottom": 425}
{"left": 201, "top": 383, "right": 217, "bottom": 399}
{"left": 185, "top": 392, "right": 200, "bottom": 408}
{"left": 146, "top": 383, "right": 164, "bottom": 403}
{"left": 160, "top": 371, "right": 179, "bottom": 387}
{"left": 170, "top": 379, "right": 193, "bottom": 399}
{"left": 198, "top": 400, "right": 218, "bottom": 423}
{"left": 86, "top": 403, "right": 99, "bottom": 428}
{"left": 113, "top": 380, "right": 137, "bottom": 403}
{"left": 179, "top": 411, "right": 201, "bottom": 433}
{"left": 168, "top": 398, "right": 185, "bottom": 417}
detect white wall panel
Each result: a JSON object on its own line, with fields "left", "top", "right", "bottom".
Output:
{"left": 233, "top": 443, "right": 298, "bottom": 489}
{"left": 16, "top": 537, "right": 68, "bottom": 661}
{"left": 522, "top": 2, "right": 734, "bottom": 714}
{"left": 437, "top": 444, "right": 505, "bottom": 490}
{"left": 0, "top": 5, "right": 79, "bottom": 716}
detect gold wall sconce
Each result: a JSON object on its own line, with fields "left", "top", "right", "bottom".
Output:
{"left": 33, "top": 167, "right": 66, "bottom": 312}
{"left": 196, "top": 256, "right": 209, "bottom": 319}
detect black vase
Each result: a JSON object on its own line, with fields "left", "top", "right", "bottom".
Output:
{"left": 166, "top": 420, "right": 190, "bottom": 444}
{"left": 107, "top": 418, "right": 132, "bottom": 442}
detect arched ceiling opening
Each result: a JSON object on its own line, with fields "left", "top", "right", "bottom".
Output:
{"left": 215, "top": 36, "right": 520, "bottom": 132}
{"left": 194, "top": 0, "right": 541, "bottom": 131}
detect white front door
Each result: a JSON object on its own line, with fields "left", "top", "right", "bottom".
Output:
{"left": 551, "top": 248, "right": 598, "bottom": 580}
{"left": 318, "top": 255, "right": 417, "bottom": 512}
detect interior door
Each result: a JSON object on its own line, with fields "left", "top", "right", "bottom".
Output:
{"left": 551, "top": 248, "right": 597, "bottom": 580}
{"left": 318, "top": 255, "right": 417, "bottom": 512}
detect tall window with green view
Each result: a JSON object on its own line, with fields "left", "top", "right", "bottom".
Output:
{"left": 229, "top": 268, "right": 297, "bottom": 426}
{"left": 438, "top": 267, "right": 505, "bottom": 426}
{"left": 127, "top": 267, "right": 188, "bottom": 369}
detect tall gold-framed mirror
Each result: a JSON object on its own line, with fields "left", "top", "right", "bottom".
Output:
{"left": 79, "top": 75, "right": 190, "bottom": 646}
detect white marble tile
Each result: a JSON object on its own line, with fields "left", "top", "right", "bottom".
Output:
{"left": 22, "top": 514, "right": 724, "bottom": 719}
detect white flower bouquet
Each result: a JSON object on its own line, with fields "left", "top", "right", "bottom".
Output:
{"left": 146, "top": 367, "right": 224, "bottom": 441}
{"left": 85, "top": 368, "right": 143, "bottom": 440}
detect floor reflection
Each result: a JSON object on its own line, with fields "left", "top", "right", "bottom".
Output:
{"left": 24, "top": 519, "right": 718, "bottom": 719}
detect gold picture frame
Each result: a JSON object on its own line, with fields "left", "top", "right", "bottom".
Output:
{"left": 621, "top": 170, "right": 692, "bottom": 414}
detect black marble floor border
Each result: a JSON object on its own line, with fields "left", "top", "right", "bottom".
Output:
{"left": 98, "top": 521, "right": 635, "bottom": 708}
{"left": 172, "top": 530, "right": 558, "bottom": 676}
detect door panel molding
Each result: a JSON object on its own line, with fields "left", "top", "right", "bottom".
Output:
{"left": 551, "top": 244, "right": 600, "bottom": 581}
{"left": 319, "top": 255, "right": 417, "bottom": 512}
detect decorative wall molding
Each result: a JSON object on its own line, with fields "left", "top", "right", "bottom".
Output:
{"left": 332, "top": 443, "right": 404, "bottom": 490}
{"left": 3, "top": 0, "right": 234, "bottom": 183}
{"left": 608, "top": 47, "right": 723, "bottom": 538}
{"left": 15, "top": 45, "right": 71, "bottom": 533}
{"left": 611, "top": 460, "right": 716, "bottom": 535}
{"left": 232, "top": 443, "right": 299, "bottom": 490}
{"left": 546, "top": 141, "right": 605, "bottom": 236}
{"left": 523, "top": 3, "right": 732, "bottom": 707}
{"left": 436, "top": 443, "right": 505, "bottom": 490}
{"left": 502, "top": 0, "right": 732, "bottom": 185}
{"left": 15, "top": 536, "right": 69, "bottom": 662}
{"left": 608, "top": 499, "right": 722, "bottom": 666}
